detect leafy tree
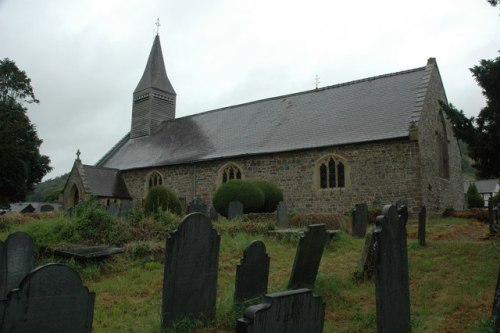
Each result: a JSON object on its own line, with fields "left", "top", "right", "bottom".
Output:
{"left": 0, "top": 58, "right": 51, "bottom": 205}
{"left": 441, "top": 53, "right": 500, "bottom": 179}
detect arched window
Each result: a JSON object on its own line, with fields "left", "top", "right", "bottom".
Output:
{"left": 148, "top": 171, "right": 163, "bottom": 190}
{"left": 437, "top": 111, "right": 449, "bottom": 179}
{"left": 317, "top": 155, "right": 348, "bottom": 189}
{"left": 220, "top": 163, "right": 243, "bottom": 184}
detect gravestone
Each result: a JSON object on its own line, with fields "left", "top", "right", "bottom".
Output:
{"left": 352, "top": 203, "right": 368, "bottom": 238}
{"left": 488, "top": 199, "right": 495, "bottom": 235}
{"left": 398, "top": 205, "right": 409, "bottom": 226}
{"left": 288, "top": 224, "right": 327, "bottom": 289}
{"left": 373, "top": 204, "right": 411, "bottom": 333}
{"left": 418, "top": 206, "right": 426, "bottom": 246}
{"left": 40, "top": 204, "right": 54, "bottom": 212}
{"left": 276, "top": 201, "right": 288, "bottom": 228}
{"left": 209, "top": 206, "right": 219, "bottom": 221}
{"left": 355, "top": 230, "right": 375, "bottom": 280}
{"left": 161, "top": 213, "right": 220, "bottom": 329}
{"left": 0, "top": 263, "right": 95, "bottom": 333}
{"left": 188, "top": 197, "right": 208, "bottom": 215}
{"left": 236, "top": 288, "right": 325, "bottom": 333}
{"left": 54, "top": 245, "right": 124, "bottom": 260}
{"left": 228, "top": 201, "right": 243, "bottom": 219}
{"left": 0, "top": 232, "right": 35, "bottom": 298}
{"left": 492, "top": 266, "right": 500, "bottom": 332}
{"left": 234, "top": 240, "right": 270, "bottom": 303}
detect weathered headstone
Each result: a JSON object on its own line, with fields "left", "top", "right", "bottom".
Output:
{"left": 40, "top": 204, "right": 54, "bottom": 212}
{"left": 161, "top": 213, "right": 220, "bottom": 328}
{"left": 398, "top": 205, "right": 409, "bottom": 226}
{"left": 288, "top": 224, "right": 327, "bottom": 289}
{"left": 354, "top": 230, "right": 375, "bottom": 280}
{"left": 235, "top": 240, "right": 270, "bottom": 303}
{"left": 209, "top": 206, "right": 219, "bottom": 221}
{"left": 188, "top": 197, "right": 208, "bottom": 215}
{"left": 373, "top": 204, "right": 411, "bottom": 333}
{"left": 352, "top": 203, "right": 368, "bottom": 238}
{"left": 0, "top": 232, "right": 35, "bottom": 298}
{"left": 276, "top": 201, "right": 288, "bottom": 228}
{"left": 492, "top": 266, "right": 500, "bottom": 332}
{"left": 0, "top": 263, "right": 95, "bottom": 333}
{"left": 236, "top": 288, "right": 325, "bottom": 333}
{"left": 228, "top": 201, "right": 243, "bottom": 219}
{"left": 418, "top": 205, "right": 426, "bottom": 246}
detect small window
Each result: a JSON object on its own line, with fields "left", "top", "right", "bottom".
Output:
{"left": 317, "top": 155, "right": 347, "bottom": 189}
{"left": 220, "top": 163, "right": 244, "bottom": 184}
{"left": 148, "top": 171, "right": 164, "bottom": 190}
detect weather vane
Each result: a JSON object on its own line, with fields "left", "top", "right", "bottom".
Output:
{"left": 314, "top": 75, "right": 320, "bottom": 90}
{"left": 155, "top": 18, "right": 161, "bottom": 35}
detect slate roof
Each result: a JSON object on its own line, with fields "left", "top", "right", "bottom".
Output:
{"left": 463, "top": 179, "right": 500, "bottom": 194}
{"left": 98, "top": 61, "right": 434, "bottom": 171}
{"left": 81, "top": 165, "right": 131, "bottom": 199}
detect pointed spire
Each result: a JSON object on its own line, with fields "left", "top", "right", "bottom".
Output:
{"left": 134, "top": 35, "right": 176, "bottom": 95}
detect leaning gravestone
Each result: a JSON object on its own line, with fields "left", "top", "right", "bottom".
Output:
{"left": 188, "top": 197, "right": 208, "bottom": 215}
{"left": 276, "top": 201, "right": 288, "bottom": 228}
{"left": 418, "top": 206, "right": 427, "bottom": 246}
{"left": 352, "top": 203, "right": 368, "bottom": 238}
{"left": 288, "top": 224, "right": 327, "bottom": 289}
{"left": 373, "top": 205, "right": 411, "bottom": 333}
{"left": 492, "top": 266, "right": 500, "bottom": 332}
{"left": 0, "top": 231, "right": 35, "bottom": 298}
{"left": 235, "top": 240, "right": 270, "bottom": 303}
{"left": 0, "top": 263, "right": 95, "bottom": 333}
{"left": 236, "top": 288, "right": 325, "bottom": 333}
{"left": 354, "top": 230, "right": 375, "bottom": 280}
{"left": 228, "top": 201, "right": 244, "bottom": 219}
{"left": 398, "top": 205, "right": 409, "bottom": 226}
{"left": 161, "top": 213, "right": 220, "bottom": 329}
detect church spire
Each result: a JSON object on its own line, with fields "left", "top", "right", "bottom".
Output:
{"left": 131, "top": 33, "right": 176, "bottom": 139}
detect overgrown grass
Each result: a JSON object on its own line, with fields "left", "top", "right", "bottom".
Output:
{"left": 0, "top": 212, "right": 498, "bottom": 332}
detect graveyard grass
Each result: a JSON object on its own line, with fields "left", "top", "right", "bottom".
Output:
{"left": 0, "top": 214, "right": 499, "bottom": 332}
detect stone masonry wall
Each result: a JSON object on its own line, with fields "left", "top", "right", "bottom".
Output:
{"left": 122, "top": 138, "right": 423, "bottom": 214}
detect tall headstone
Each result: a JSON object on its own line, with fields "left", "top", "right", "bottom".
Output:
{"left": 0, "top": 263, "right": 95, "bottom": 333}
{"left": 228, "top": 201, "right": 243, "bottom": 219}
{"left": 398, "top": 205, "right": 409, "bottom": 226}
{"left": 234, "top": 240, "right": 270, "bottom": 303}
{"left": 492, "top": 266, "right": 500, "bottom": 332}
{"left": 161, "top": 213, "right": 220, "bottom": 328}
{"left": 418, "top": 205, "right": 427, "bottom": 246}
{"left": 188, "top": 197, "right": 208, "bottom": 215}
{"left": 276, "top": 201, "right": 288, "bottom": 228}
{"left": 352, "top": 203, "right": 368, "bottom": 238}
{"left": 236, "top": 288, "right": 325, "bottom": 333}
{"left": 288, "top": 224, "right": 327, "bottom": 289}
{"left": 488, "top": 199, "right": 495, "bottom": 235}
{"left": 355, "top": 230, "right": 375, "bottom": 280}
{"left": 0, "top": 232, "right": 35, "bottom": 297}
{"left": 373, "top": 205, "right": 411, "bottom": 333}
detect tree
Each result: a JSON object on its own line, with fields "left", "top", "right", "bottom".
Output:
{"left": 466, "top": 183, "right": 485, "bottom": 208}
{"left": 441, "top": 53, "right": 500, "bottom": 179}
{"left": 0, "top": 58, "right": 51, "bottom": 205}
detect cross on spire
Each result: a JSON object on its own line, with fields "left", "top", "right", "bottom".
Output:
{"left": 155, "top": 18, "right": 161, "bottom": 35}
{"left": 76, "top": 149, "right": 81, "bottom": 161}
{"left": 314, "top": 75, "right": 320, "bottom": 90}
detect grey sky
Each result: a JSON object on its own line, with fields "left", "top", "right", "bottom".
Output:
{"left": 1, "top": 0, "right": 499, "bottom": 180}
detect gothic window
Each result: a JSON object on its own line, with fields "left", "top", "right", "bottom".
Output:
{"left": 220, "top": 163, "right": 243, "bottom": 184}
{"left": 148, "top": 171, "right": 163, "bottom": 190}
{"left": 318, "top": 155, "right": 347, "bottom": 189}
{"left": 437, "top": 111, "right": 449, "bottom": 179}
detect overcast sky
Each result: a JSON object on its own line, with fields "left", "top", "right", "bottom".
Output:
{"left": 1, "top": 0, "right": 499, "bottom": 181}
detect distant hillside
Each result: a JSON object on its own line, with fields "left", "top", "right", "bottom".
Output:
{"left": 459, "top": 141, "right": 477, "bottom": 181}
{"left": 26, "top": 173, "right": 69, "bottom": 202}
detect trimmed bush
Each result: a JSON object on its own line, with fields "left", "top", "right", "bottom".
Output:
{"left": 467, "top": 183, "right": 484, "bottom": 208}
{"left": 213, "top": 180, "right": 265, "bottom": 217}
{"left": 144, "top": 186, "right": 182, "bottom": 216}
{"left": 250, "top": 180, "right": 283, "bottom": 213}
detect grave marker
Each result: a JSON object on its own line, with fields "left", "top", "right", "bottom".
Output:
{"left": 236, "top": 288, "right": 325, "bottom": 333}
{"left": 492, "top": 266, "right": 500, "bottom": 332}
{"left": 288, "top": 224, "right": 327, "bottom": 289}
{"left": 352, "top": 203, "right": 368, "bottom": 238}
{"left": 355, "top": 230, "right": 375, "bottom": 280}
{"left": 234, "top": 240, "right": 270, "bottom": 303}
{"left": 373, "top": 205, "right": 411, "bottom": 333}
{"left": 209, "top": 206, "right": 219, "bottom": 221}
{"left": 398, "top": 205, "right": 409, "bottom": 226}
{"left": 276, "top": 201, "right": 288, "bottom": 228}
{"left": 161, "top": 213, "right": 220, "bottom": 328}
{"left": 0, "top": 263, "right": 95, "bottom": 333}
{"left": 418, "top": 206, "right": 426, "bottom": 246}
{"left": 228, "top": 201, "right": 243, "bottom": 219}
{"left": 188, "top": 197, "right": 208, "bottom": 215}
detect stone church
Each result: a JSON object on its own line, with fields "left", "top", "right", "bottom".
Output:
{"left": 63, "top": 35, "right": 463, "bottom": 214}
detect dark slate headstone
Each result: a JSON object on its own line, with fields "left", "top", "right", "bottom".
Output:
{"left": 235, "top": 240, "right": 270, "bottom": 303}
{"left": 228, "top": 201, "right": 244, "bottom": 219}
{"left": 209, "top": 206, "right": 219, "bottom": 221}
{"left": 373, "top": 205, "right": 411, "bottom": 333}
{"left": 0, "top": 232, "right": 35, "bottom": 298}
{"left": 40, "top": 204, "right": 54, "bottom": 212}
{"left": 161, "top": 213, "right": 220, "bottom": 328}
{"left": 354, "top": 230, "right": 375, "bottom": 280}
{"left": 288, "top": 224, "right": 327, "bottom": 289}
{"left": 398, "top": 205, "right": 409, "bottom": 226}
{"left": 276, "top": 201, "right": 288, "bottom": 229}
{"left": 418, "top": 206, "right": 427, "bottom": 246}
{"left": 188, "top": 197, "right": 208, "bottom": 215}
{"left": 352, "top": 203, "right": 368, "bottom": 238}
{"left": 0, "top": 263, "right": 95, "bottom": 333}
{"left": 54, "top": 245, "right": 124, "bottom": 260}
{"left": 236, "top": 288, "right": 325, "bottom": 333}
{"left": 488, "top": 199, "right": 496, "bottom": 235}
{"left": 492, "top": 266, "right": 500, "bottom": 332}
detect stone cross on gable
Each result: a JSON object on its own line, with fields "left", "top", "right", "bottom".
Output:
{"left": 314, "top": 75, "right": 320, "bottom": 89}
{"left": 76, "top": 149, "right": 81, "bottom": 161}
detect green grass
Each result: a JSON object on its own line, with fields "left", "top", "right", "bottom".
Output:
{"left": 0, "top": 213, "right": 498, "bottom": 332}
